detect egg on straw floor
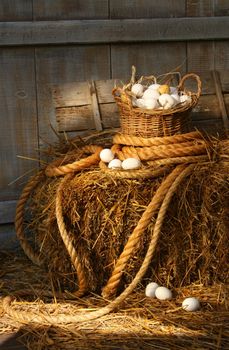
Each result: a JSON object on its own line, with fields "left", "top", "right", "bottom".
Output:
{"left": 0, "top": 132, "right": 228, "bottom": 349}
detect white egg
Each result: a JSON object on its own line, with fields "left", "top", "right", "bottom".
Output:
{"left": 131, "top": 83, "right": 144, "bottom": 97}
{"left": 131, "top": 97, "right": 138, "bottom": 107}
{"left": 159, "top": 94, "right": 175, "bottom": 109}
{"left": 143, "top": 88, "right": 160, "bottom": 100}
{"left": 108, "top": 159, "right": 122, "bottom": 169}
{"left": 171, "top": 93, "right": 180, "bottom": 105}
{"left": 100, "top": 149, "right": 114, "bottom": 163}
{"left": 145, "top": 282, "right": 159, "bottom": 298}
{"left": 122, "top": 158, "right": 141, "bottom": 170}
{"left": 170, "top": 86, "right": 178, "bottom": 94}
{"left": 155, "top": 286, "right": 172, "bottom": 300}
{"left": 136, "top": 98, "right": 146, "bottom": 109}
{"left": 144, "top": 98, "right": 159, "bottom": 110}
{"left": 148, "top": 83, "right": 161, "bottom": 90}
{"left": 182, "top": 297, "right": 200, "bottom": 312}
{"left": 180, "top": 94, "right": 192, "bottom": 103}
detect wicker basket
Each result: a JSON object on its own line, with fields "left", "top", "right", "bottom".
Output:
{"left": 113, "top": 72, "right": 201, "bottom": 138}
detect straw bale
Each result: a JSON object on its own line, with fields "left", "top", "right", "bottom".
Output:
{"left": 23, "top": 137, "right": 229, "bottom": 295}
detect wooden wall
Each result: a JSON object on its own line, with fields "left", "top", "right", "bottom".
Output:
{"left": 0, "top": 0, "right": 229, "bottom": 225}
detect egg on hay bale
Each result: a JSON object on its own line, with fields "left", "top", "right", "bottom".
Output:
{"left": 24, "top": 136, "right": 229, "bottom": 295}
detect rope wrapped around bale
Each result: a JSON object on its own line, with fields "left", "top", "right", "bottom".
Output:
{"left": 8, "top": 130, "right": 214, "bottom": 324}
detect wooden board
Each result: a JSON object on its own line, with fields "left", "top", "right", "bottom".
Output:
{"left": 35, "top": 45, "right": 110, "bottom": 147}
{"left": 0, "top": 201, "right": 17, "bottom": 224}
{"left": 109, "top": 0, "right": 185, "bottom": 18}
{"left": 0, "top": 48, "right": 38, "bottom": 202}
{"left": 186, "top": 0, "right": 214, "bottom": 17}
{"left": 187, "top": 41, "right": 215, "bottom": 73}
{"left": 111, "top": 42, "right": 187, "bottom": 80}
{"left": 214, "top": 0, "right": 229, "bottom": 16}
{"left": 1, "top": 17, "right": 229, "bottom": 46}
{"left": 0, "top": 0, "right": 32, "bottom": 21}
{"left": 33, "top": 0, "right": 109, "bottom": 20}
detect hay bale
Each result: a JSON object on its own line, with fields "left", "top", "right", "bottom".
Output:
{"left": 26, "top": 147, "right": 228, "bottom": 294}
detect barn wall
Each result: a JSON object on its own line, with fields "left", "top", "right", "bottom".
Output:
{"left": 0, "top": 0, "right": 228, "bottom": 225}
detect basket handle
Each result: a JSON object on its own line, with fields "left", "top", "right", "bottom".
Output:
{"left": 112, "top": 87, "right": 132, "bottom": 107}
{"left": 178, "top": 73, "right": 202, "bottom": 98}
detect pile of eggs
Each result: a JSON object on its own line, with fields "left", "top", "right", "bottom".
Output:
{"left": 130, "top": 82, "right": 191, "bottom": 110}
{"left": 145, "top": 282, "right": 201, "bottom": 312}
{"left": 100, "top": 149, "right": 141, "bottom": 170}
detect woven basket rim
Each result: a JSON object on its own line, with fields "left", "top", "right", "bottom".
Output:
{"left": 113, "top": 71, "right": 202, "bottom": 117}
{"left": 113, "top": 90, "right": 198, "bottom": 117}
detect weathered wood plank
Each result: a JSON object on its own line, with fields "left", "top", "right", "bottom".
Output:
{"left": 186, "top": 0, "right": 214, "bottom": 16}
{"left": 212, "top": 71, "right": 229, "bottom": 133}
{"left": 187, "top": 41, "right": 215, "bottom": 73}
{"left": 0, "top": 48, "right": 38, "bottom": 201}
{"left": 89, "top": 81, "right": 103, "bottom": 131}
{"left": 53, "top": 82, "right": 91, "bottom": 107}
{"left": 214, "top": 0, "right": 229, "bottom": 16}
{"left": 191, "top": 94, "right": 225, "bottom": 121}
{"left": 33, "top": 0, "right": 109, "bottom": 20}
{"left": 0, "top": 0, "right": 32, "bottom": 21}
{"left": 215, "top": 41, "right": 229, "bottom": 71}
{"left": 111, "top": 43, "right": 187, "bottom": 80}
{"left": 35, "top": 46, "right": 110, "bottom": 146}
{"left": 193, "top": 119, "right": 224, "bottom": 135}
{"left": 100, "top": 104, "right": 120, "bottom": 128}
{"left": 110, "top": 0, "right": 185, "bottom": 18}
{"left": 0, "top": 201, "right": 17, "bottom": 224}
{"left": 0, "top": 17, "right": 229, "bottom": 46}
{"left": 56, "top": 106, "right": 94, "bottom": 132}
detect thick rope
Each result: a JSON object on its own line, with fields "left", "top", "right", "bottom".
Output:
{"left": 45, "top": 145, "right": 102, "bottom": 177}
{"left": 113, "top": 131, "right": 202, "bottom": 147}
{"left": 121, "top": 142, "right": 207, "bottom": 160}
{"left": 102, "top": 165, "right": 185, "bottom": 299}
{"left": 3, "top": 164, "right": 194, "bottom": 324}
{"left": 147, "top": 155, "right": 209, "bottom": 166}
{"left": 15, "top": 171, "right": 45, "bottom": 266}
{"left": 99, "top": 161, "right": 170, "bottom": 179}
{"left": 55, "top": 173, "right": 88, "bottom": 297}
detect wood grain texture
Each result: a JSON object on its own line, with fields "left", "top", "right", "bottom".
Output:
{"left": 187, "top": 41, "right": 215, "bottom": 73}
{"left": 214, "top": 0, "right": 229, "bottom": 16}
{"left": 33, "top": 0, "right": 109, "bottom": 20}
{"left": 215, "top": 41, "right": 229, "bottom": 70}
{"left": 191, "top": 94, "right": 225, "bottom": 121}
{"left": 35, "top": 46, "right": 110, "bottom": 146}
{"left": 0, "top": 0, "right": 32, "bottom": 21}
{"left": 0, "top": 48, "right": 38, "bottom": 201}
{"left": 1, "top": 17, "right": 229, "bottom": 46}
{"left": 111, "top": 42, "right": 187, "bottom": 80}
{"left": 110, "top": 0, "right": 185, "bottom": 18}
{"left": 186, "top": 0, "right": 214, "bottom": 16}
{"left": 0, "top": 200, "right": 17, "bottom": 224}
{"left": 212, "top": 71, "right": 229, "bottom": 133}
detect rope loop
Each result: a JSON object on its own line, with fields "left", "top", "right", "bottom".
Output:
{"left": 45, "top": 145, "right": 103, "bottom": 177}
